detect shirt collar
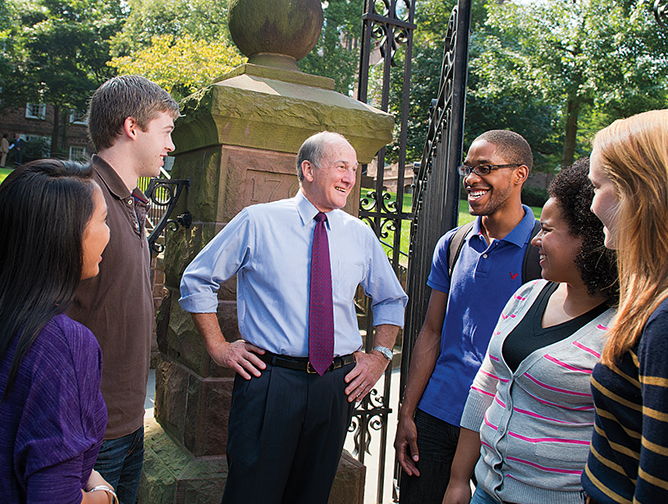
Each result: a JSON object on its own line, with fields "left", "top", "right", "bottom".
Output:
{"left": 92, "top": 155, "right": 132, "bottom": 200}
{"left": 294, "top": 189, "right": 340, "bottom": 230}
{"left": 471, "top": 205, "right": 535, "bottom": 248}
{"left": 132, "top": 188, "right": 148, "bottom": 204}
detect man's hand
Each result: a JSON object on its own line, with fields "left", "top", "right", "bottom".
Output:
{"left": 344, "top": 324, "right": 400, "bottom": 402}
{"left": 392, "top": 290, "right": 448, "bottom": 478}
{"left": 191, "top": 312, "right": 265, "bottom": 380}
{"left": 395, "top": 415, "right": 420, "bottom": 476}
{"left": 208, "top": 339, "right": 266, "bottom": 380}
{"left": 344, "top": 350, "right": 389, "bottom": 402}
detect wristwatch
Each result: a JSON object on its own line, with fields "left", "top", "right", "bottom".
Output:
{"left": 372, "top": 345, "right": 393, "bottom": 361}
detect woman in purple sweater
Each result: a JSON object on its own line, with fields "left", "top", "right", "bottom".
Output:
{"left": 0, "top": 160, "right": 115, "bottom": 504}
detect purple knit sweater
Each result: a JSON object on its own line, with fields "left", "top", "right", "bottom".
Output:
{"left": 0, "top": 313, "right": 107, "bottom": 504}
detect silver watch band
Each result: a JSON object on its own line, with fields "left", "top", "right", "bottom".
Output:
{"left": 372, "top": 345, "right": 393, "bottom": 361}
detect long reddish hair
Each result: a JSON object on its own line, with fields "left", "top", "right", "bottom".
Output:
{"left": 593, "top": 110, "right": 668, "bottom": 365}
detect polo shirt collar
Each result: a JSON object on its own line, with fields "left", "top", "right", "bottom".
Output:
{"left": 295, "top": 189, "right": 340, "bottom": 230}
{"left": 92, "top": 155, "right": 132, "bottom": 200}
{"left": 471, "top": 205, "right": 535, "bottom": 248}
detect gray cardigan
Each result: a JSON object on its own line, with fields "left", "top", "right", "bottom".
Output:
{"left": 461, "top": 280, "right": 615, "bottom": 504}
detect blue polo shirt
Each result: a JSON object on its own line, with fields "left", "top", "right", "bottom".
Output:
{"left": 418, "top": 206, "right": 537, "bottom": 427}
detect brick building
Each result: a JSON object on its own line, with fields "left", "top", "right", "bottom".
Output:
{"left": 0, "top": 103, "right": 95, "bottom": 164}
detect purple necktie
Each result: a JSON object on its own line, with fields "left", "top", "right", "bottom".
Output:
{"left": 309, "top": 212, "right": 334, "bottom": 376}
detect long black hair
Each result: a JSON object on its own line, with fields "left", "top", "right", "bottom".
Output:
{"left": 0, "top": 159, "right": 96, "bottom": 396}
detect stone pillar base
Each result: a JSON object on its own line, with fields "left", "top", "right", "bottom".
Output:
{"left": 139, "top": 417, "right": 226, "bottom": 504}
{"left": 139, "top": 417, "right": 366, "bottom": 504}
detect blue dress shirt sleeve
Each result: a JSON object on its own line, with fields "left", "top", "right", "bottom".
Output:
{"left": 361, "top": 225, "right": 408, "bottom": 327}
{"left": 179, "top": 208, "right": 253, "bottom": 313}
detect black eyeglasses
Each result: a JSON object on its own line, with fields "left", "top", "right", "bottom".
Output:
{"left": 457, "top": 163, "right": 520, "bottom": 177}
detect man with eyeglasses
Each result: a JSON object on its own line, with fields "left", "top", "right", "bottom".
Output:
{"left": 395, "top": 130, "right": 540, "bottom": 504}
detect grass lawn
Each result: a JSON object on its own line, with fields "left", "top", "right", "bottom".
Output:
{"left": 0, "top": 167, "right": 13, "bottom": 185}
{"left": 361, "top": 188, "right": 542, "bottom": 265}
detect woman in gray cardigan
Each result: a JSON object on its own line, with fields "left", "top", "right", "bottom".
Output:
{"left": 443, "top": 158, "right": 618, "bottom": 504}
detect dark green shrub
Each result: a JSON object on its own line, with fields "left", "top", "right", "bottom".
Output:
{"left": 521, "top": 186, "right": 549, "bottom": 208}
{"left": 24, "top": 138, "right": 51, "bottom": 163}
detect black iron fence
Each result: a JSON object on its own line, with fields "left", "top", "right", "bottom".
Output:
{"left": 655, "top": 0, "right": 668, "bottom": 26}
{"left": 138, "top": 171, "right": 191, "bottom": 255}
{"left": 354, "top": 1, "right": 416, "bottom": 502}
{"left": 393, "top": 0, "right": 472, "bottom": 499}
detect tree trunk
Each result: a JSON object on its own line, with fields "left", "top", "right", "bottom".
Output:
{"left": 50, "top": 104, "right": 60, "bottom": 159}
{"left": 561, "top": 99, "right": 580, "bottom": 169}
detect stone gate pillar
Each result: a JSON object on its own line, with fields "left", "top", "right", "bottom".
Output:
{"left": 139, "top": 1, "right": 394, "bottom": 503}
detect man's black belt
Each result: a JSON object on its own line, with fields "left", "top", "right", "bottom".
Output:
{"left": 259, "top": 352, "right": 355, "bottom": 374}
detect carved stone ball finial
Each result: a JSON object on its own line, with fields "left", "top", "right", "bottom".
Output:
{"left": 228, "top": 0, "right": 324, "bottom": 71}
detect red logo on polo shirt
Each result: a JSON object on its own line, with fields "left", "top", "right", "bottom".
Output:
{"left": 510, "top": 272, "right": 519, "bottom": 280}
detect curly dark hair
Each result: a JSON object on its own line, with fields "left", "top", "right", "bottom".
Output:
{"left": 548, "top": 157, "right": 618, "bottom": 304}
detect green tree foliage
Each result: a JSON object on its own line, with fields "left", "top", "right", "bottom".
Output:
{"left": 0, "top": 0, "right": 124, "bottom": 157}
{"left": 400, "top": 0, "right": 668, "bottom": 172}
{"left": 475, "top": 0, "right": 668, "bottom": 168}
{"left": 109, "top": 0, "right": 234, "bottom": 56}
{"left": 0, "top": 0, "right": 11, "bottom": 29}
{"left": 107, "top": 0, "right": 246, "bottom": 100}
{"left": 109, "top": 34, "right": 246, "bottom": 100}
{"left": 398, "top": 0, "right": 563, "bottom": 168}
{"left": 299, "top": 0, "right": 363, "bottom": 95}
{"left": 466, "top": 16, "right": 564, "bottom": 171}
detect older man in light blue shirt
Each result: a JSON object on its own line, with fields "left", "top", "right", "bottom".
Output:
{"left": 179, "top": 131, "right": 407, "bottom": 504}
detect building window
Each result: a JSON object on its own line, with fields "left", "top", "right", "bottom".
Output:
{"left": 69, "top": 146, "right": 87, "bottom": 161}
{"left": 26, "top": 135, "right": 49, "bottom": 143}
{"left": 70, "top": 110, "right": 87, "bottom": 125}
{"left": 25, "top": 103, "right": 46, "bottom": 120}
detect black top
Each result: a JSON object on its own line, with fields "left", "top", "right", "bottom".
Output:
{"left": 502, "top": 282, "right": 608, "bottom": 372}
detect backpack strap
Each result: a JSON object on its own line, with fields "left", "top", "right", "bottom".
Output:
{"left": 447, "top": 221, "right": 475, "bottom": 278}
{"left": 522, "top": 219, "right": 542, "bottom": 282}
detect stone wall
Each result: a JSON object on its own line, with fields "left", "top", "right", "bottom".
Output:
{"left": 150, "top": 254, "right": 167, "bottom": 367}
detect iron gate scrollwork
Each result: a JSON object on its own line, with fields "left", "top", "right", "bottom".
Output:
{"left": 400, "top": 0, "right": 471, "bottom": 394}
{"left": 355, "top": 1, "right": 416, "bottom": 503}
{"left": 145, "top": 177, "right": 191, "bottom": 255}
{"left": 353, "top": 0, "right": 471, "bottom": 500}
{"left": 395, "top": 0, "right": 472, "bottom": 499}
{"left": 656, "top": 0, "right": 668, "bottom": 27}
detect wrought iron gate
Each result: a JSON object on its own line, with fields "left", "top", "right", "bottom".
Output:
{"left": 395, "top": 0, "right": 473, "bottom": 498}
{"left": 400, "top": 0, "right": 472, "bottom": 395}
{"left": 353, "top": 0, "right": 472, "bottom": 501}
{"left": 394, "top": 0, "right": 473, "bottom": 497}
{"left": 354, "top": 1, "right": 416, "bottom": 503}
{"left": 139, "top": 170, "right": 191, "bottom": 255}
